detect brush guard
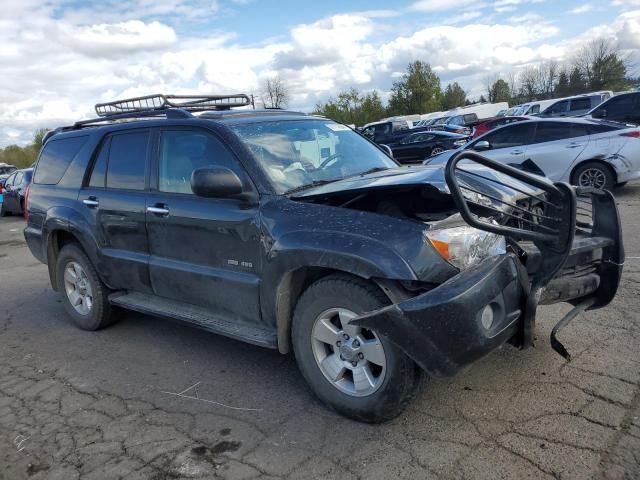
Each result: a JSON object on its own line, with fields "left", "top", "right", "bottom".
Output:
{"left": 444, "top": 151, "right": 624, "bottom": 360}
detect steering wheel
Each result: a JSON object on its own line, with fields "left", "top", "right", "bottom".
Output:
{"left": 318, "top": 153, "right": 342, "bottom": 169}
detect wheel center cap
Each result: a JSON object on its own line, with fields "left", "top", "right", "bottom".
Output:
{"left": 339, "top": 344, "right": 357, "bottom": 362}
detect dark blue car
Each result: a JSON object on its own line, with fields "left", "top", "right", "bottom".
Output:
{"left": 1, "top": 168, "right": 32, "bottom": 217}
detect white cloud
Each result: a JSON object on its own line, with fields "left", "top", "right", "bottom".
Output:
{"left": 612, "top": 0, "right": 640, "bottom": 7}
{"left": 410, "top": 0, "right": 477, "bottom": 12}
{"left": 569, "top": 3, "right": 594, "bottom": 14}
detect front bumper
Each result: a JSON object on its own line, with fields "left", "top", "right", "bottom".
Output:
{"left": 352, "top": 254, "right": 526, "bottom": 377}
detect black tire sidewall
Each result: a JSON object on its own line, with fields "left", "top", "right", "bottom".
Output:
{"left": 55, "top": 244, "right": 113, "bottom": 330}
{"left": 292, "top": 275, "right": 416, "bottom": 423}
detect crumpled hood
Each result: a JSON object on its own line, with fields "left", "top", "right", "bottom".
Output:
{"left": 291, "top": 164, "right": 543, "bottom": 207}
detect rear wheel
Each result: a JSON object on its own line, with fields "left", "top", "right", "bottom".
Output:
{"left": 572, "top": 161, "right": 615, "bottom": 190}
{"left": 55, "top": 243, "right": 119, "bottom": 330}
{"left": 430, "top": 146, "right": 444, "bottom": 156}
{"left": 292, "top": 274, "right": 420, "bottom": 423}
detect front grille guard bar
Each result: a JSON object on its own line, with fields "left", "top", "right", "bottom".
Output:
{"left": 444, "top": 150, "right": 579, "bottom": 353}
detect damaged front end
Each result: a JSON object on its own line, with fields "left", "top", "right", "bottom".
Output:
{"left": 351, "top": 151, "right": 624, "bottom": 377}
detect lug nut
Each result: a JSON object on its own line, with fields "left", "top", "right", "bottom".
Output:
{"left": 351, "top": 361, "right": 358, "bottom": 367}
{"left": 352, "top": 340, "right": 360, "bottom": 348}
{"left": 358, "top": 353, "right": 364, "bottom": 359}
{"left": 336, "top": 341, "right": 342, "bottom": 347}
{"left": 343, "top": 334, "right": 349, "bottom": 340}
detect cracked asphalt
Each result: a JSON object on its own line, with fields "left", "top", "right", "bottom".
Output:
{"left": 1, "top": 186, "right": 639, "bottom": 480}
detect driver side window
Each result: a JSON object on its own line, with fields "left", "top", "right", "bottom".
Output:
{"left": 478, "top": 123, "right": 536, "bottom": 149}
{"left": 158, "top": 130, "right": 244, "bottom": 195}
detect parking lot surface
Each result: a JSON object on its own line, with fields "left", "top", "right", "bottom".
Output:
{"left": 1, "top": 187, "right": 639, "bottom": 480}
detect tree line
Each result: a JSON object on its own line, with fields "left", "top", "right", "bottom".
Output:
{"left": 0, "top": 129, "right": 47, "bottom": 169}
{"left": 316, "top": 38, "right": 636, "bottom": 126}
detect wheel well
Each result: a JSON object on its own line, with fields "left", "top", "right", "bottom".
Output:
{"left": 275, "top": 268, "right": 391, "bottom": 354}
{"left": 47, "top": 230, "right": 82, "bottom": 290}
{"left": 571, "top": 159, "right": 617, "bottom": 185}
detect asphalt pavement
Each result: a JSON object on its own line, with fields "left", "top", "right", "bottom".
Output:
{"left": 0, "top": 187, "right": 639, "bottom": 480}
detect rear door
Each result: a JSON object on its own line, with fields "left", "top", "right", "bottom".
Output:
{"left": 80, "top": 129, "right": 152, "bottom": 293}
{"left": 470, "top": 122, "right": 536, "bottom": 166}
{"left": 523, "top": 121, "right": 590, "bottom": 181}
{"left": 145, "top": 127, "right": 262, "bottom": 324}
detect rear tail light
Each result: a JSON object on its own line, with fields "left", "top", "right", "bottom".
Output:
{"left": 621, "top": 130, "right": 640, "bottom": 138}
{"left": 23, "top": 184, "right": 31, "bottom": 221}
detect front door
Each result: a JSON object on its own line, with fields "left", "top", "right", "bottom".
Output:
{"left": 470, "top": 122, "right": 536, "bottom": 167}
{"left": 2, "top": 172, "right": 18, "bottom": 212}
{"left": 79, "top": 129, "right": 152, "bottom": 293}
{"left": 146, "top": 127, "right": 262, "bottom": 324}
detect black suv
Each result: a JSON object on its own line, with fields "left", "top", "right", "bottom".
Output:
{"left": 25, "top": 94, "right": 623, "bottom": 422}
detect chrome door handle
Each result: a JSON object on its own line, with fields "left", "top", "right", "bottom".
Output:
{"left": 567, "top": 143, "right": 582, "bottom": 149}
{"left": 82, "top": 198, "right": 99, "bottom": 207}
{"left": 510, "top": 150, "right": 524, "bottom": 155}
{"left": 147, "top": 206, "right": 169, "bottom": 215}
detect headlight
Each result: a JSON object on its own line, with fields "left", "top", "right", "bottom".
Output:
{"left": 425, "top": 225, "right": 506, "bottom": 270}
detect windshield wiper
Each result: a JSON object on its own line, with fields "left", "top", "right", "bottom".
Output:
{"left": 285, "top": 180, "right": 335, "bottom": 195}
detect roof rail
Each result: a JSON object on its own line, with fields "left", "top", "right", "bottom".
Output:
{"left": 95, "top": 93, "right": 251, "bottom": 117}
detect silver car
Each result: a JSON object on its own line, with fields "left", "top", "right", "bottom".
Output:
{"left": 425, "top": 118, "right": 640, "bottom": 190}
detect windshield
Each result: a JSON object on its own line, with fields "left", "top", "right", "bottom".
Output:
{"left": 230, "top": 120, "right": 397, "bottom": 194}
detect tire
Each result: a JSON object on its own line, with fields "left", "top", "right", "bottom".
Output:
{"left": 0, "top": 203, "right": 9, "bottom": 217}
{"left": 430, "top": 146, "right": 444, "bottom": 156}
{"left": 572, "top": 161, "right": 615, "bottom": 191}
{"left": 292, "top": 274, "right": 420, "bottom": 423}
{"left": 55, "top": 243, "right": 118, "bottom": 330}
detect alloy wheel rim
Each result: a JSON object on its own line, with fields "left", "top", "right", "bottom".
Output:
{"left": 578, "top": 168, "right": 606, "bottom": 189}
{"left": 63, "top": 262, "right": 93, "bottom": 316}
{"left": 311, "top": 307, "right": 386, "bottom": 397}
{"left": 432, "top": 147, "right": 443, "bottom": 155}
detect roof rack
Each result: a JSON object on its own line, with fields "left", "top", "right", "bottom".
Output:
{"left": 95, "top": 93, "right": 251, "bottom": 117}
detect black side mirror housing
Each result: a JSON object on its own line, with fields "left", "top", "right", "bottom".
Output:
{"left": 191, "top": 166, "right": 244, "bottom": 199}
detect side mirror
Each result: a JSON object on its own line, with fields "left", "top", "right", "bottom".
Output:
{"left": 593, "top": 108, "right": 607, "bottom": 119}
{"left": 191, "top": 166, "right": 244, "bottom": 199}
{"left": 379, "top": 144, "right": 394, "bottom": 158}
{"left": 474, "top": 140, "right": 491, "bottom": 151}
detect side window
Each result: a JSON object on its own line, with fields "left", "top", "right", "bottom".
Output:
{"left": 548, "top": 101, "right": 568, "bottom": 114}
{"left": 14, "top": 172, "right": 24, "bottom": 186}
{"left": 570, "top": 98, "right": 591, "bottom": 112}
{"left": 604, "top": 96, "right": 633, "bottom": 116}
{"left": 88, "top": 137, "right": 111, "bottom": 188}
{"left": 158, "top": 130, "right": 243, "bottom": 195}
{"left": 480, "top": 123, "right": 535, "bottom": 149}
{"left": 33, "top": 135, "right": 89, "bottom": 185}
{"left": 529, "top": 105, "right": 540, "bottom": 114}
{"left": 5, "top": 173, "right": 16, "bottom": 187}
{"left": 533, "top": 122, "right": 589, "bottom": 143}
{"left": 106, "top": 131, "right": 148, "bottom": 190}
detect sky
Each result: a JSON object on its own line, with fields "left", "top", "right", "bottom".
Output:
{"left": 1, "top": 0, "right": 639, "bottom": 147}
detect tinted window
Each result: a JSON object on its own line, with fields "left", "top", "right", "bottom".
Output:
{"left": 570, "top": 98, "right": 592, "bottom": 111}
{"left": 88, "top": 137, "right": 110, "bottom": 188}
{"left": 158, "top": 130, "right": 242, "bottom": 194}
{"left": 587, "top": 123, "right": 619, "bottom": 134}
{"left": 529, "top": 105, "right": 540, "bottom": 114}
{"left": 0, "top": 166, "right": 16, "bottom": 175}
{"left": 602, "top": 95, "right": 636, "bottom": 116}
{"left": 548, "top": 101, "right": 568, "bottom": 114}
{"left": 533, "top": 122, "right": 589, "bottom": 143}
{"left": 106, "top": 131, "right": 148, "bottom": 190}
{"left": 34, "top": 136, "right": 88, "bottom": 184}
{"left": 478, "top": 122, "right": 535, "bottom": 149}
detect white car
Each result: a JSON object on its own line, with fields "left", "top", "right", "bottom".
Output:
{"left": 425, "top": 118, "right": 640, "bottom": 190}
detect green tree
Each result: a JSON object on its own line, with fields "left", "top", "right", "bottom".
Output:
{"left": 0, "top": 128, "right": 49, "bottom": 169}
{"left": 568, "top": 66, "right": 586, "bottom": 95}
{"left": 555, "top": 70, "right": 570, "bottom": 97}
{"left": 488, "top": 79, "right": 511, "bottom": 103}
{"left": 314, "top": 88, "right": 386, "bottom": 126}
{"left": 360, "top": 91, "right": 386, "bottom": 125}
{"left": 387, "top": 61, "right": 442, "bottom": 115}
{"left": 442, "top": 82, "right": 467, "bottom": 110}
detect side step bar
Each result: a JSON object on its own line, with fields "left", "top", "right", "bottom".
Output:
{"left": 109, "top": 292, "right": 278, "bottom": 349}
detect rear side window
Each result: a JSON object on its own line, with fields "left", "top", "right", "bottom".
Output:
{"left": 533, "top": 122, "right": 589, "bottom": 143}
{"left": 34, "top": 136, "right": 88, "bottom": 185}
{"left": 88, "top": 137, "right": 111, "bottom": 188}
{"left": 106, "top": 131, "right": 148, "bottom": 190}
{"left": 548, "top": 101, "right": 568, "bottom": 114}
{"left": 529, "top": 105, "right": 540, "bottom": 114}
{"left": 479, "top": 122, "right": 535, "bottom": 149}
{"left": 570, "top": 98, "right": 592, "bottom": 111}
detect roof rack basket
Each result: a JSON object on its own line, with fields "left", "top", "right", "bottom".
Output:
{"left": 95, "top": 94, "right": 251, "bottom": 117}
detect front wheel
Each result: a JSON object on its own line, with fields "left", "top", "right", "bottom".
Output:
{"left": 292, "top": 274, "right": 420, "bottom": 423}
{"left": 572, "top": 161, "right": 615, "bottom": 191}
